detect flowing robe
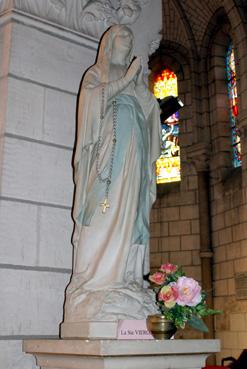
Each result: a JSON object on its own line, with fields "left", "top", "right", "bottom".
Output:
{"left": 64, "top": 66, "right": 161, "bottom": 321}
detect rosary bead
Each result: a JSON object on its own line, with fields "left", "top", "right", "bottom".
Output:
{"left": 96, "top": 85, "right": 118, "bottom": 213}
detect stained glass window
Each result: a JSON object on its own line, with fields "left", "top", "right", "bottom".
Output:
{"left": 153, "top": 69, "right": 181, "bottom": 184}
{"left": 226, "top": 43, "right": 241, "bottom": 167}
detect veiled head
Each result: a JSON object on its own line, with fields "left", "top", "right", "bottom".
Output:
{"left": 96, "top": 25, "right": 134, "bottom": 81}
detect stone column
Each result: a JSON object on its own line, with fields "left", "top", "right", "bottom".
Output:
{"left": 187, "top": 143, "right": 215, "bottom": 341}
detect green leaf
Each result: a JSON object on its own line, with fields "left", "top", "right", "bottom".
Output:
{"left": 206, "top": 308, "right": 223, "bottom": 315}
{"left": 188, "top": 316, "right": 209, "bottom": 332}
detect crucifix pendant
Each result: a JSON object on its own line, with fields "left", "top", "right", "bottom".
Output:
{"left": 100, "top": 198, "right": 110, "bottom": 214}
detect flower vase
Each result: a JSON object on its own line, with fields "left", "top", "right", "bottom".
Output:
{"left": 146, "top": 314, "right": 177, "bottom": 339}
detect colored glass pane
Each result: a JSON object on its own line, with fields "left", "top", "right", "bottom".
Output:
{"left": 153, "top": 69, "right": 178, "bottom": 99}
{"left": 153, "top": 69, "right": 181, "bottom": 184}
{"left": 226, "top": 44, "right": 241, "bottom": 167}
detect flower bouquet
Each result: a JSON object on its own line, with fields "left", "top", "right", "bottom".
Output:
{"left": 148, "top": 263, "right": 221, "bottom": 332}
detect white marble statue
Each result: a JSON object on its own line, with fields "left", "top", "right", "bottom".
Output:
{"left": 63, "top": 24, "right": 161, "bottom": 324}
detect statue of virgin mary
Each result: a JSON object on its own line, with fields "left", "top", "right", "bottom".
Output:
{"left": 62, "top": 25, "right": 161, "bottom": 330}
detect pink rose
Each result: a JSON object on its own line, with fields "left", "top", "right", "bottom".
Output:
{"left": 175, "top": 276, "right": 202, "bottom": 307}
{"left": 160, "top": 263, "right": 177, "bottom": 274}
{"left": 158, "top": 284, "right": 178, "bottom": 308}
{"left": 149, "top": 272, "right": 165, "bottom": 285}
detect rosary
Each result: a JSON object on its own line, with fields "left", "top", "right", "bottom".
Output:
{"left": 95, "top": 85, "right": 118, "bottom": 214}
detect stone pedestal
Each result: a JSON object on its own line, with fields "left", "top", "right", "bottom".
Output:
{"left": 23, "top": 338, "right": 220, "bottom": 369}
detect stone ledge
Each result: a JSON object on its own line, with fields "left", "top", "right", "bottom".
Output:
{"left": 24, "top": 338, "right": 220, "bottom": 355}
{"left": 23, "top": 338, "right": 220, "bottom": 369}
{"left": 0, "top": 9, "right": 98, "bottom": 50}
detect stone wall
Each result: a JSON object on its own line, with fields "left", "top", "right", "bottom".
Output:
{"left": 207, "top": 6, "right": 247, "bottom": 360}
{"left": 0, "top": 9, "right": 97, "bottom": 369}
{"left": 149, "top": 0, "right": 247, "bottom": 361}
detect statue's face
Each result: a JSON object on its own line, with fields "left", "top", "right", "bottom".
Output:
{"left": 112, "top": 28, "right": 133, "bottom": 63}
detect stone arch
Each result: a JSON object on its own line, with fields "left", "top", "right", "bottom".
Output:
{"left": 170, "top": 0, "right": 198, "bottom": 58}
{"left": 224, "top": 0, "right": 247, "bottom": 139}
{"left": 200, "top": 7, "right": 243, "bottom": 183}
